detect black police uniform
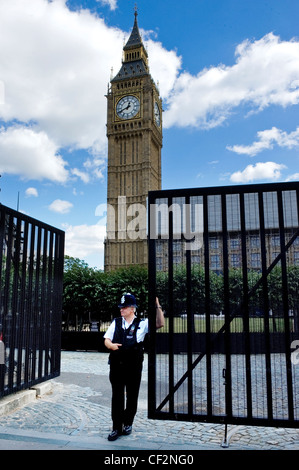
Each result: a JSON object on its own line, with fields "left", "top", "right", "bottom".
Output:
{"left": 108, "top": 317, "right": 145, "bottom": 432}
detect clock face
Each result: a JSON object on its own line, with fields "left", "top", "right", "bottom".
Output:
{"left": 154, "top": 101, "right": 161, "bottom": 127}
{"left": 116, "top": 95, "right": 140, "bottom": 120}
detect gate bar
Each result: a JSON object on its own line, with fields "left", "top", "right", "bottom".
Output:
{"left": 240, "top": 192, "right": 253, "bottom": 419}
{"left": 258, "top": 190, "right": 273, "bottom": 420}
{"left": 168, "top": 197, "right": 174, "bottom": 415}
{"left": 185, "top": 196, "right": 194, "bottom": 416}
{"left": 277, "top": 190, "right": 294, "bottom": 420}
{"left": 221, "top": 193, "right": 232, "bottom": 418}
{"left": 203, "top": 194, "right": 213, "bottom": 418}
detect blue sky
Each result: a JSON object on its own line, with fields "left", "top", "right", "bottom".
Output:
{"left": 0, "top": 0, "right": 298, "bottom": 269}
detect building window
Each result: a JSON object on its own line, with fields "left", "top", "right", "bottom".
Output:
{"left": 123, "top": 141, "right": 126, "bottom": 164}
{"left": 210, "top": 237, "right": 219, "bottom": 249}
{"left": 156, "top": 258, "right": 163, "bottom": 271}
{"left": 294, "top": 252, "right": 299, "bottom": 266}
{"left": 251, "top": 252, "right": 261, "bottom": 268}
{"left": 156, "top": 243, "right": 163, "bottom": 253}
{"left": 174, "top": 255, "right": 182, "bottom": 264}
{"left": 250, "top": 235, "right": 260, "bottom": 248}
{"left": 231, "top": 254, "right": 241, "bottom": 267}
{"left": 173, "top": 240, "right": 181, "bottom": 252}
{"left": 293, "top": 236, "right": 299, "bottom": 246}
{"left": 230, "top": 238, "right": 240, "bottom": 249}
{"left": 211, "top": 254, "right": 221, "bottom": 270}
{"left": 272, "top": 235, "right": 280, "bottom": 247}
{"left": 191, "top": 255, "right": 201, "bottom": 264}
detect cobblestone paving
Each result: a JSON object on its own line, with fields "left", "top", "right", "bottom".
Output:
{"left": 0, "top": 351, "right": 298, "bottom": 450}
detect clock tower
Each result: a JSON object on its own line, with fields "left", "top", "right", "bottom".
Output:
{"left": 104, "top": 10, "right": 162, "bottom": 271}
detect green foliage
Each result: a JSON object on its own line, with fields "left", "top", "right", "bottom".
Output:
{"left": 63, "top": 257, "right": 148, "bottom": 330}
{"left": 63, "top": 256, "right": 299, "bottom": 331}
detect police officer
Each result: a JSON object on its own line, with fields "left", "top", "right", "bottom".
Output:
{"left": 104, "top": 293, "right": 164, "bottom": 441}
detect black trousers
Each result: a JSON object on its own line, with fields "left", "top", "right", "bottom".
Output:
{"left": 109, "top": 354, "right": 143, "bottom": 431}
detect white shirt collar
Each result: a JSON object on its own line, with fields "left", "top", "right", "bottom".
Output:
{"left": 122, "top": 316, "right": 136, "bottom": 329}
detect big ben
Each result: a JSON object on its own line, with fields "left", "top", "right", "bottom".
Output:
{"left": 104, "top": 10, "right": 162, "bottom": 271}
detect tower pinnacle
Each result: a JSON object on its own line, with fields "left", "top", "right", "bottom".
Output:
{"left": 111, "top": 9, "right": 149, "bottom": 82}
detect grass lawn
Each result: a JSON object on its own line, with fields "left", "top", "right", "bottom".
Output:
{"left": 159, "top": 316, "right": 290, "bottom": 333}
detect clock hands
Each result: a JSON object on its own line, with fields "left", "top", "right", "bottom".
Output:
{"left": 117, "top": 96, "right": 140, "bottom": 119}
{"left": 119, "top": 102, "right": 133, "bottom": 114}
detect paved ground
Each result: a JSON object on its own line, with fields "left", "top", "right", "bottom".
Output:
{"left": 0, "top": 351, "right": 298, "bottom": 452}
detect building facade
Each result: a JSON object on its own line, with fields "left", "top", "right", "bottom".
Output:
{"left": 104, "top": 11, "right": 162, "bottom": 271}
{"left": 152, "top": 190, "right": 299, "bottom": 273}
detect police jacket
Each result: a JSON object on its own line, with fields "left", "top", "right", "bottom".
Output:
{"left": 109, "top": 317, "right": 144, "bottom": 365}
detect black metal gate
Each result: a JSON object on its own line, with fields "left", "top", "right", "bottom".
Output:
{"left": 0, "top": 204, "right": 64, "bottom": 397}
{"left": 148, "top": 181, "right": 299, "bottom": 429}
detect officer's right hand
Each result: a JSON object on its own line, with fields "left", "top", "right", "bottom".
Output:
{"left": 111, "top": 343, "right": 122, "bottom": 351}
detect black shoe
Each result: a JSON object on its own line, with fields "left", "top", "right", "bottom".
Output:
{"left": 108, "top": 429, "right": 122, "bottom": 441}
{"left": 123, "top": 425, "right": 132, "bottom": 436}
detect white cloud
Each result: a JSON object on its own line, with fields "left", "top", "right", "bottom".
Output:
{"left": 0, "top": 0, "right": 180, "bottom": 183}
{"left": 96, "top": 0, "right": 118, "bottom": 11}
{"left": 0, "top": 0, "right": 123, "bottom": 153}
{"left": 71, "top": 168, "right": 90, "bottom": 183}
{"left": 286, "top": 172, "right": 299, "bottom": 182}
{"left": 63, "top": 223, "right": 106, "bottom": 262}
{"left": 49, "top": 199, "right": 73, "bottom": 214}
{"left": 164, "top": 33, "right": 299, "bottom": 129}
{"left": 83, "top": 157, "right": 106, "bottom": 180}
{"left": 227, "top": 126, "right": 299, "bottom": 156}
{"left": 25, "top": 187, "right": 38, "bottom": 197}
{"left": 0, "top": 125, "right": 69, "bottom": 182}
{"left": 0, "top": 0, "right": 297, "bottom": 194}
{"left": 146, "top": 39, "right": 182, "bottom": 99}
{"left": 230, "top": 161, "right": 287, "bottom": 183}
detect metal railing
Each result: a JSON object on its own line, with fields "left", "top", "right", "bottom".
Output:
{"left": 0, "top": 204, "right": 64, "bottom": 397}
{"left": 148, "top": 181, "right": 299, "bottom": 429}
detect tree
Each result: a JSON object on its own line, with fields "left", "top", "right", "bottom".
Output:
{"left": 62, "top": 258, "right": 148, "bottom": 330}
{"left": 62, "top": 256, "right": 299, "bottom": 334}
{"left": 104, "top": 266, "right": 148, "bottom": 318}
{"left": 63, "top": 256, "right": 101, "bottom": 330}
